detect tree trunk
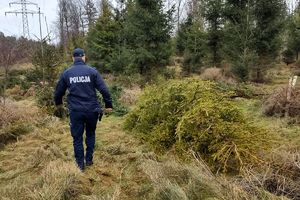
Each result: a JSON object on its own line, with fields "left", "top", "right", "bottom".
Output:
{"left": 177, "top": 0, "right": 182, "bottom": 30}
{"left": 256, "top": 68, "right": 262, "bottom": 82}
{"left": 3, "top": 66, "right": 8, "bottom": 105}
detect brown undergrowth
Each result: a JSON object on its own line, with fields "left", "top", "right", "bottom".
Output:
{"left": 263, "top": 86, "right": 300, "bottom": 120}
{"left": 0, "top": 99, "right": 40, "bottom": 148}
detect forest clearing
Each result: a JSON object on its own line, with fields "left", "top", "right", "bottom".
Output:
{"left": 0, "top": 63, "right": 299, "bottom": 199}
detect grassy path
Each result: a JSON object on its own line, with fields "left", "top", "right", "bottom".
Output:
{"left": 0, "top": 115, "right": 158, "bottom": 199}
{"left": 1, "top": 96, "right": 297, "bottom": 200}
{"left": 0, "top": 114, "right": 247, "bottom": 200}
{"left": 84, "top": 116, "right": 154, "bottom": 199}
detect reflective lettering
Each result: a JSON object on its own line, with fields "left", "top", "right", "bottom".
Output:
{"left": 69, "top": 76, "right": 91, "bottom": 84}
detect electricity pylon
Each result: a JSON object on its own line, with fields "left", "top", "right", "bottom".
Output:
{"left": 5, "top": 0, "right": 40, "bottom": 38}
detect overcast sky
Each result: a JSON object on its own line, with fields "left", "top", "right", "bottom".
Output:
{"left": 0, "top": 0, "right": 58, "bottom": 42}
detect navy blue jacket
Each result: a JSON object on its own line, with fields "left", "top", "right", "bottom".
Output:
{"left": 54, "top": 59, "right": 112, "bottom": 112}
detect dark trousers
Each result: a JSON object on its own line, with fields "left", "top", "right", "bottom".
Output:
{"left": 69, "top": 111, "right": 98, "bottom": 168}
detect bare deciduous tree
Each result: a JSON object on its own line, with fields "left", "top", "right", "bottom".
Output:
{"left": 0, "top": 34, "right": 22, "bottom": 105}
{"left": 84, "top": 0, "right": 98, "bottom": 28}
{"left": 56, "top": 0, "right": 98, "bottom": 50}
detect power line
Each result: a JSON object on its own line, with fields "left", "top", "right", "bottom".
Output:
{"left": 5, "top": 0, "right": 43, "bottom": 38}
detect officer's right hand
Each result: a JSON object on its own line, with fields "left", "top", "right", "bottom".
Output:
{"left": 105, "top": 108, "right": 113, "bottom": 113}
{"left": 54, "top": 105, "right": 65, "bottom": 118}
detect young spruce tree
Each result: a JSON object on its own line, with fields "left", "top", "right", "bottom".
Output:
{"left": 253, "top": 0, "right": 286, "bottom": 82}
{"left": 177, "top": 14, "right": 207, "bottom": 74}
{"left": 86, "top": 0, "right": 121, "bottom": 72}
{"left": 123, "top": 0, "right": 174, "bottom": 75}
{"left": 285, "top": 5, "right": 300, "bottom": 63}
{"left": 204, "top": 0, "right": 225, "bottom": 67}
{"left": 223, "top": 0, "right": 257, "bottom": 81}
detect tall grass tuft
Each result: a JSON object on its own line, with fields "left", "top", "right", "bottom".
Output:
{"left": 27, "top": 160, "right": 92, "bottom": 200}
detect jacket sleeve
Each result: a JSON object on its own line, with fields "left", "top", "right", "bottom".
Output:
{"left": 54, "top": 73, "right": 67, "bottom": 106}
{"left": 94, "top": 71, "right": 113, "bottom": 108}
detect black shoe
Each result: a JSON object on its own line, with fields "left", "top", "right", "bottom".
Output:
{"left": 77, "top": 163, "right": 85, "bottom": 172}
{"left": 86, "top": 161, "right": 93, "bottom": 166}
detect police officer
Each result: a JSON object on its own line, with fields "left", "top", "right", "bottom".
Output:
{"left": 54, "top": 48, "right": 113, "bottom": 171}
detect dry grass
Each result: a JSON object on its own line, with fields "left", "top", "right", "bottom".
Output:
{"left": 27, "top": 160, "right": 92, "bottom": 200}
{"left": 200, "top": 67, "right": 236, "bottom": 84}
{"left": 120, "top": 85, "right": 142, "bottom": 106}
{"left": 0, "top": 114, "right": 152, "bottom": 200}
{"left": 5, "top": 85, "right": 35, "bottom": 100}
{"left": 142, "top": 158, "right": 222, "bottom": 200}
{"left": 11, "top": 62, "right": 34, "bottom": 70}
{"left": 263, "top": 86, "right": 300, "bottom": 120}
{"left": 5, "top": 85, "right": 24, "bottom": 100}
{"left": 0, "top": 99, "right": 39, "bottom": 127}
{"left": 201, "top": 67, "right": 224, "bottom": 81}
{"left": 0, "top": 99, "right": 40, "bottom": 147}
{"left": 141, "top": 152, "right": 287, "bottom": 200}
{"left": 0, "top": 115, "right": 90, "bottom": 200}
{"left": 241, "top": 146, "right": 300, "bottom": 199}
{"left": 235, "top": 97, "right": 300, "bottom": 199}
{"left": 1, "top": 160, "right": 92, "bottom": 200}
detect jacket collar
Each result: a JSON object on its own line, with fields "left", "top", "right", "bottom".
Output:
{"left": 73, "top": 58, "right": 85, "bottom": 65}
